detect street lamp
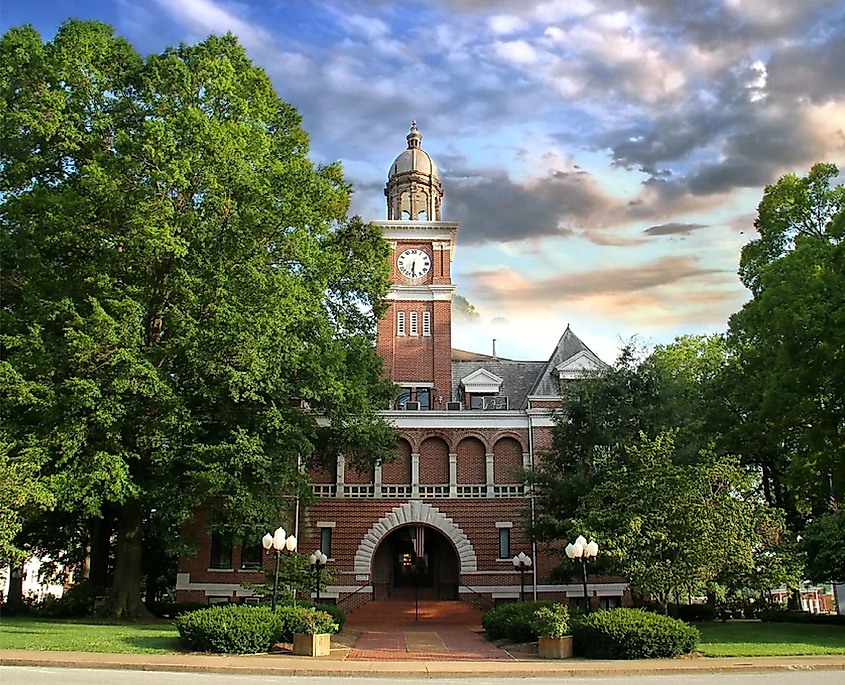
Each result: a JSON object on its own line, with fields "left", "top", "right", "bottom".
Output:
{"left": 566, "top": 535, "right": 599, "bottom": 613}
{"left": 512, "top": 551, "right": 532, "bottom": 602}
{"left": 309, "top": 550, "right": 329, "bottom": 602}
{"left": 262, "top": 526, "right": 297, "bottom": 610}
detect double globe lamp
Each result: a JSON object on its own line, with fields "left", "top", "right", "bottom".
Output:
{"left": 309, "top": 550, "right": 329, "bottom": 602}
{"left": 511, "top": 551, "right": 532, "bottom": 602}
{"left": 262, "top": 527, "right": 297, "bottom": 610}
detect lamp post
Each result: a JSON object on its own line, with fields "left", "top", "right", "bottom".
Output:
{"left": 566, "top": 535, "right": 599, "bottom": 613}
{"left": 309, "top": 550, "right": 329, "bottom": 602}
{"left": 262, "top": 526, "right": 297, "bottom": 610}
{"left": 512, "top": 551, "right": 532, "bottom": 602}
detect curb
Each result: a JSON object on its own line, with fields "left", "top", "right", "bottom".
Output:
{"left": 3, "top": 652, "right": 845, "bottom": 678}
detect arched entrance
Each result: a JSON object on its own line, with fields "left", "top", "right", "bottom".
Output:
{"left": 371, "top": 524, "right": 460, "bottom": 601}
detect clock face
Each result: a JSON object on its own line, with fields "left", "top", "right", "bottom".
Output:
{"left": 397, "top": 248, "right": 431, "bottom": 279}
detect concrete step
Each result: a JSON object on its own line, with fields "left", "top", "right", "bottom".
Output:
{"left": 346, "top": 599, "right": 483, "bottom": 626}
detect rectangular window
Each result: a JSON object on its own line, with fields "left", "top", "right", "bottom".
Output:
{"left": 209, "top": 532, "right": 233, "bottom": 569}
{"left": 469, "top": 394, "right": 485, "bottom": 410}
{"left": 409, "top": 311, "right": 418, "bottom": 335}
{"left": 320, "top": 527, "right": 333, "bottom": 558}
{"left": 396, "top": 387, "right": 412, "bottom": 409}
{"left": 240, "top": 541, "right": 263, "bottom": 569}
{"left": 416, "top": 388, "right": 431, "bottom": 411}
{"left": 498, "top": 528, "right": 511, "bottom": 559}
{"left": 397, "top": 311, "right": 405, "bottom": 336}
{"left": 422, "top": 311, "right": 431, "bottom": 336}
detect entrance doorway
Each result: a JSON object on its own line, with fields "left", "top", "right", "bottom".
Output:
{"left": 371, "top": 524, "right": 460, "bottom": 601}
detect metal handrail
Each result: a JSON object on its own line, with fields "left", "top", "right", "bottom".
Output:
{"left": 336, "top": 581, "right": 371, "bottom": 609}
{"left": 459, "top": 580, "right": 496, "bottom": 611}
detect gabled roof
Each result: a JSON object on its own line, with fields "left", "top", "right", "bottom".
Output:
{"left": 460, "top": 367, "right": 504, "bottom": 393}
{"left": 527, "top": 325, "right": 606, "bottom": 398}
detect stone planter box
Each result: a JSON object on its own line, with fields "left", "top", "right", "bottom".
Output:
{"left": 292, "top": 633, "right": 331, "bottom": 657}
{"left": 538, "top": 635, "right": 573, "bottom": 659}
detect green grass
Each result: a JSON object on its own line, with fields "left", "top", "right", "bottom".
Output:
{"left": 0, "top": 617, "right": 182, "bottom": 654}
{"left": 697, "top": 620, "right": 845, "bottom": 657}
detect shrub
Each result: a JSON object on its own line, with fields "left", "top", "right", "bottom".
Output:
{"left": 280, "top": 605, "right": 339, "bottom": 636}
{"left": 676, "top": 604, "right": 717, "bottom": 623}
{"left": 278, "top": 599, "right": 346, "bottom": 631}
{"left": 759, "top": 609, "right": 845, "bottom": 626}
{"left": 483, "top": 601, "right": 557, "bottom": 642}
{"left": 531, "top": 604, "right": 570, "bottom": 638}
{"left": 31, "top": 582, "right": 98, "bottom": 618}
{"left": 175, "top": 604, "right": 286, "bottom": 654}
{"left": 573, "top": 608, "right": 699, "bottom": 659}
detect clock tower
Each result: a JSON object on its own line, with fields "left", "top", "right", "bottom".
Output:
{"left": 374, "top": 122, "right": 458, "bottom": 409}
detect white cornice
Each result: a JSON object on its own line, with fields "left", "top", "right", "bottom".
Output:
{"left": 372, "top": 220, "right": 459, "bottom": 260}
{"left": 460, "top": 368, "right": 504, "bottom": 393}
{"left": 385, "top": 285, "right": 456, "bottom": 301}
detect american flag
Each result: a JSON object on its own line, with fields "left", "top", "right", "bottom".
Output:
{"left": 412, "top": 526, "right": 425, "bottom": 558}
{"left": 831, "top": 474, "right": 838, "bottom": 513}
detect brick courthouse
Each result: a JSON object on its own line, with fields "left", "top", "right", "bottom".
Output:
{"left": 176, "top": 124, "right": 629, "bottom": 611}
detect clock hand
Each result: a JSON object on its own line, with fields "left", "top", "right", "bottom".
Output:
{"left": 411, "top": 262, "right": 416, "bottom": 277}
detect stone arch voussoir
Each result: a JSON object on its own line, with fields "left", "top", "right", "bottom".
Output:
{"left": 353, "top": 501, "right": 477, "bottom": 574}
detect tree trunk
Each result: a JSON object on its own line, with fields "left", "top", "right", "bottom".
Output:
{"left": 6, "top": 562, "right": 25, "bottom": 608}
{"left": 106, "top": 501, "right": 149, "bottom": 618}
{"left": 787, "top": 585, "right": 802, "bottom": 611}
{"left": 87, "top": 515, "right": 113, "bottom": 590}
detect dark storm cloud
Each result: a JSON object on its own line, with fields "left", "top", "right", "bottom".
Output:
{"left": 644, "top": 222, "right": 708, "bottom": 236}
{"left": 444, "top": 168, "right": 615, "bottom": 245}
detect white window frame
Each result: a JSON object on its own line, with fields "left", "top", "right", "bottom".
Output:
{"left": 422, "top": 311, "right": 431, "bottom": 336}
{"left": 409, "top": 311, "right": 418, "bottom": 336}
{"left": 397, "top": 311, "right": 405, "bottom": 336}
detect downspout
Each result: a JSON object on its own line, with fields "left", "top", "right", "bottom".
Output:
{"left": 528, "top": 407, "right": 538, "bottom": 601}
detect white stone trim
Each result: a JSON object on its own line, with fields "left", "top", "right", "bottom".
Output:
{"left": 555, "top": 349, "right": 608, "bottom": 379}
{"left": 353, "top": 501, "right": 478, "bottom": 573}
{"left": 316, "top": 521, "right": 336, "bottom": 528}
{"left": 395, "top": 381, "right": 434, "bottom": 388}
{"left": 495, "top": 522, "right": 513, "bottom": 528}
{"left": 385, "top": 285, "right": 456, "bottom": 301}
{"left": 373, "top": 220, "right": 459, "bottom": 260}
{"left": 460, "top": 368, "right": 504, "bottom": 394}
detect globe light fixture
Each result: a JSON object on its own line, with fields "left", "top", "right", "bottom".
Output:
{"left": 264, "top": 526, "right": 299, "bottom": 610}
{"left": 566, "top": 536, "right": 599, "bottom": 613}
{"left": 309, "top": 550, "right": 329, "bottom": 602}
{"left": 511, "top": 551, "right": 532, "bottom": 602}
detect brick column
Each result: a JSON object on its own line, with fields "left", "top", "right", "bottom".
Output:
{"left": 485, "top": 453, "right": 494, "bottom": 497}
{"left": 411, "top": 453, "right": 420, "bottom": 498}
{"left": 449, "top": 453, "right": 457, "bottom": 497}
{"left": 336, "top": 454, "right": 345, "bottom": 498}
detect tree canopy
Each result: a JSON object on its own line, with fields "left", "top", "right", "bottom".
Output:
{"left": 1, "top": 20, "right": 396, "bottom": 615}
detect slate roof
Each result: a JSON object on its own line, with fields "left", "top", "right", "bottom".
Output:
{"left": 450, "top": 326, "right": 603, "bottom": 409}
{"left": 527, "top": 325, "right": 602, "bottom": 398}
{"left": 451, "top": 353, "right": 545, "bottom": 410}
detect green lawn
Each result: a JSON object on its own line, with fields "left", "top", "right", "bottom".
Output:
{"left": 697, "top": 620, "right": 845, "bottom": 657}
{"left": 0, "top": 617, "right": 182, "bottom": 654}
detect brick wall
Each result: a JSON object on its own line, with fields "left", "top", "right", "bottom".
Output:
{"left": 419, "top": 436, "right": 449, "bottom": 484}
{"left": 493, "top": 436, "right": 522, "bottom": 483}
{"left": 383, "top": 437, "right": 412, "bottom": 484}
{"left": 456, "top": 436, "right": 485, "bottom": 484}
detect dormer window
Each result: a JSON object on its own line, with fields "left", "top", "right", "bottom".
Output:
{"left": 460, "top": 368, "right": 505, "bottom": 410}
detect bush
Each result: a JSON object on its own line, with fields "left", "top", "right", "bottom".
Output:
{"left": 175, "top": 604, "right": 340, "bottom": 654}
{"left": 483, "top": 601, "right": 557, "bottom": 642}
{"left": 278, "top": 599, "right": 346, "bottom": 631}
{"left": 759, "top": 609, "right": 845, "bottom": 626}
{"left": 176, "top": 604, "right": 285, "bottom": 654}
{"left": 676, "top": 604, "right": 717, "bottom": 623}
{"left": 573, "top": 608, "right": 700, "bottom": 659}
{"left": 29, "top": 582, "right": 98, "bottom": 618}
{"left": 279, "top": 604, "right": 339, "bottom": 636}
{"left": 531, "top": 604, "right": 570, "bottom": 638}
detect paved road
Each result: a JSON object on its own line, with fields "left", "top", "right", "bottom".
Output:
{"left": 2, "top": 668, "right": 844, "bottom": 685}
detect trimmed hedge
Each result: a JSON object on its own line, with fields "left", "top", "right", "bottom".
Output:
{"left": 573, "top": 608, "right": 699, "bottom": 659}
{"left": 147, "top": 601, "right": 207, "bottom": 619}
{"left": 759, "top": 609, "right": 845, "bottom": 626}
{"left": 483, "top": 601, "right": 558, "bottom": 642}
{"left": 175, "top": 604, "right": 340, "bottom": 654}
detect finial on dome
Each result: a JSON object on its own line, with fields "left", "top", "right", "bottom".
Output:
{"left": 407, "top": 120, "right": 422, "bottom": 148}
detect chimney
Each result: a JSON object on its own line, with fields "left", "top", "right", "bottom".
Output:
{"left": 492, "top": 339, "right": 498, "bottom": 360}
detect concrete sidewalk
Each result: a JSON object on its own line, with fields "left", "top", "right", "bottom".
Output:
{"left": 3, "top": 650, "right": 845, "bottom": 678}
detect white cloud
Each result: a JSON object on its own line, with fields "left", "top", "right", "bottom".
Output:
{"left": 493, "top": 39, "right": 541, "bottom": 65}
{"left": 488, "top": 14, "right": 529, "bottom": 34}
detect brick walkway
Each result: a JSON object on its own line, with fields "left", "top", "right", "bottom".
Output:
{"left": 346, "top": 627, "right": 515, "bottom": 661}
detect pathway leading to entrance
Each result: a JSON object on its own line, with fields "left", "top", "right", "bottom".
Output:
{"left": 346, "top": 627, "right": 515, "bottom": 662}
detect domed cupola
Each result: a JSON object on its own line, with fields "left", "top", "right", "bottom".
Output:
{"left": 385, "top": 121, "right": 443, "bottom": 221}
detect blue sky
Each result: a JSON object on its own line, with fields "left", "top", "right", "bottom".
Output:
{"left": 4, "top": 0, "right": 845, "bottom": 362}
